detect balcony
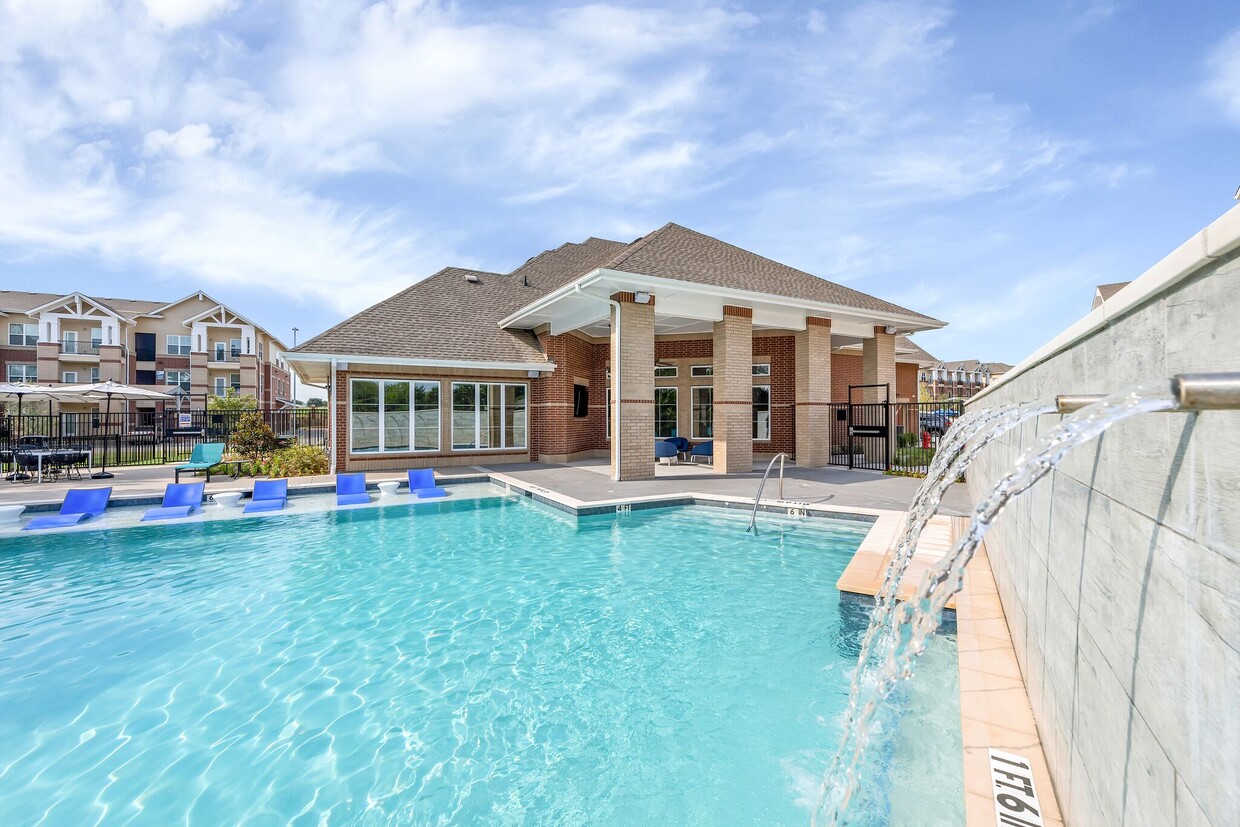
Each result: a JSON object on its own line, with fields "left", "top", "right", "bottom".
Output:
{"left": 58, "top": 338, "right": 102, "bottom": 359}
{"left": 209, "top": 351, "right": 242, "bottom": 364}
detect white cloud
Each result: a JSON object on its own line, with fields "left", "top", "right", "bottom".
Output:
{"left": 141, "top": 0, "right": 234, "bottom": 29}
{"left": 143, "top": 124, "right": 219, "bottom": 157}
{"left": 1205, "top": 28, "right": 1240, "bottom": 122}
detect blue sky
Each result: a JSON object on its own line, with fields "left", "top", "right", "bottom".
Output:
{"left": 1, "top": 0, "right": 1237, "bottom": 364}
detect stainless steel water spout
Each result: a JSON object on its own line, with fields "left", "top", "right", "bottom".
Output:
{"left": 1054, "top": 372, "right": 1240, "bottom": 414}
{"left": 1171, "top": 372, "right": 1240, "bottom": 410}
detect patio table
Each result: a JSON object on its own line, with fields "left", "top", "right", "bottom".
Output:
{"left": 29, "top": 448, "right": 94, "bottom": 483}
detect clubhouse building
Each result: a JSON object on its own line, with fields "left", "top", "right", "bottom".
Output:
{"left": 287, "top": 223, "right": 944, "bottom": 480}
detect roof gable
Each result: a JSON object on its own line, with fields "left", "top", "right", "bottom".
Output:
{"left": 602, "top": 223, "right": 940, "bottom": 323}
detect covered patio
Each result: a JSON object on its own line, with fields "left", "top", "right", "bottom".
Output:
{"left": 501, "top": 267, "right": 943, "bottom": 480}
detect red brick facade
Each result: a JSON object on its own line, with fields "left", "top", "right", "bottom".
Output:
{"left": 328, "top": 333, "right": 919, "bottom": 470}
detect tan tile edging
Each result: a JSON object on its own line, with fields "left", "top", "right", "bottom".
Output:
{"left": 956, "top": 517, "right": 1064, "bottom": 827}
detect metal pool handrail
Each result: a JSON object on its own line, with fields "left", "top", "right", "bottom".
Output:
{"left": 747, "top": 452, "right": 789, "bottom": 533}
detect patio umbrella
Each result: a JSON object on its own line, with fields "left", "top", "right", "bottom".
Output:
{"left": 0, "top": 382, "right": 76, "bottom": 480}
{"left": 58, "top": 380, "right": 173, "bottom": 479}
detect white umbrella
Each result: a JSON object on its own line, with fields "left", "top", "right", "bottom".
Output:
{"left": 57, "top": 380, "right": 173, "bottom": 479}
{"left": 0, "top": 382, "right": 80, "bottom": 480}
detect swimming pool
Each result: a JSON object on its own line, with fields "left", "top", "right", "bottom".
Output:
{"left": 0, "top": 492, "right": 962, "bottom": 825}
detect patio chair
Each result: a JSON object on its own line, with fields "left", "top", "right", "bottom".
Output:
{"left": 141, "top": 482, "right": 206, "bottom": 521}
{"left": 12, "top": 450, "right": 39, "bottom": 483}
{"left": 22, "top": 487, "right": 113, "bottom": 530}
{"left": 665, "top": 436, "right": 691, "bottom": 459}
{"left": 244, "top": 479, "right": 288, "bottom": 513}
{"left": 407, "top": 468, "right": 447, "bottom": 499}
{"left": 336, "top": 472, "right": 370, "bottom": 505}
{"left": 689, "top": 441, "right": 713, "bottom": 464}
{"left": 655, "top": 441, "right": 678, "bottom": 464}
{"left": 174, "top": 442, "right": 226, "bottom": 484}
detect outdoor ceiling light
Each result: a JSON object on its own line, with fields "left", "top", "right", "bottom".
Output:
{"left": 634, "top": 291, "right": 652, "bottom": 304}
{"left": 884, "top": 325, "right": 898, "bottom": 334}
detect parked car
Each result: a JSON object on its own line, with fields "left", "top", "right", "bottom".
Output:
{"left": 919, "top": 408, "right": 960, "bottom": 436}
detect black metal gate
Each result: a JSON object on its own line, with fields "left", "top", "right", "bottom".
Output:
{"left": 846, "top": 383, "right": 890, "bottom": 470}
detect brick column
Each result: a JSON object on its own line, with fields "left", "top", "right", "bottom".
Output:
{"left": 794, "top": 316, "right": 832, "bottom": 467}
{"left": 862, "top": 326, "right": 897, "bottom": 464}
{"left": 190, "top": 352, "right": 208, "bottom": 397}
{"left": 712, "top": 305, "right": 753, "bottom": 474}
{"left": 98, "top": 345, "right": 125, "bottom": 383}
{"left": 610, "top": 293, "right": 655, "bottom": 481}
{"left": 239, "top": 354, "right": 259, "bottom": 398}
{"left": 36, "top": 342, "right": 59, "bottom": 384}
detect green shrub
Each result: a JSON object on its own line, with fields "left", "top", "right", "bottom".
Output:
{"left": 229, "top": 411, "right": 279, "bottom": 465}
{"left": 897, "top": 431, "right": 918, "bottom": 448}
{"left": 268, "top": 443, "right": 329, "bottom": 477}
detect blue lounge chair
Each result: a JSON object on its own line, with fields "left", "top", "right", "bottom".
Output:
{"left": 655, "top": 441, "right": 678, "bottom": 463}
{"left": 336, "top": 473, "right": 370, "bottom": 505}
{"left": 141, "top": 482, "right": 206, "bottom": 521}
{"left": 174, "top": 442, "right": 226, "bottom": 483}
{"left": 665, "top": 436, "right": 691, "bottom": 458}
{"left": 244, "top": 479, "right": 288, "bottom": 513}
{"left": 22, "top": 487, "right": 112, "bottom": 530}
{"left": 407, "top": 469, "right": 447, "bottom": 499}
{"left": 689, "top": 441, "right": 713, "bottom": 464}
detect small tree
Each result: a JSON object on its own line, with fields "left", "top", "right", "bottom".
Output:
{"left": 208, "top": 389, "right": 259, "bottom": 411}
{"left": 229, "top": 410, "right": 278, "bottom": 466}
{"left": 306, "top": 397, "right": 325, "bottom": 408}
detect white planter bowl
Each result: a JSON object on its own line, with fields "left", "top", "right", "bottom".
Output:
{"left": 211, "top": 491, "right": 244, "bottom": 508}
{"left": 377, "top": 481, "right": 401, "bottom": 497}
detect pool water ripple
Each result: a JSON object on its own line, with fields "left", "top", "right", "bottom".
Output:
{"left": 0, "top": 496, "right": 962, "bottom": 825}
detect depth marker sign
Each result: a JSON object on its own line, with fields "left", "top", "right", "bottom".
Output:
{"left": 988, "top": 749, "right": 1045, "bottom": 827}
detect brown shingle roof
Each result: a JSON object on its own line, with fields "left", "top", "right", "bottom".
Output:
{"left": 295, "top": 268, "right": 543, "bottom": 363}
{"left": 604, "top": 223, "right": 941, "bottom": 322}
{"left": 296, "top": 237, "right": 628, "bottom": 363}
{"left": 295, "top": 225, "right": 943, "bottom": 364}
{"left": 896, "top": 336, "right": 937, "bottom": 365}
{"left": 0, "top": 290, "right": 165, "bottom": 317}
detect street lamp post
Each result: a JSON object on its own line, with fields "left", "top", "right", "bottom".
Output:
{"left": 291, "top": 327, "right": 299, "bottom": 407}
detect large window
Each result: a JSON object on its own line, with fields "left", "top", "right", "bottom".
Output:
{"left": 691, "top": 386, "right": 713, "bottom": 439}
{"left": 167, "top": 335, "right": 192, "bottom": 355}
{"left": 753, "top": 385, "right": 771, "bottom": 441}
{"left": 8, "top": 324, "right": 36, "bottom": 346}
{"left": 451, "top": 382, "right": 526, "bottom": 450}
{"left": 166, "top": 370, "right": 191, "bottom": 392}
{"left": 62, "top": 371, "right": 78, "bottom": 383}
{"left": 655, "top": 387, "right": 677, "bottom": 438}
{"left": 135, "top": 332, "right": 156, "bottom": 362}
{"left": 350, "top": 379, "right": 440, "bottom": 454}
{"left": 7, "top": 364, "right": 36, "bottom": 382}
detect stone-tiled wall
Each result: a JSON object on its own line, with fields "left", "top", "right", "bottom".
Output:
{"left": 965, "top": 252, "right": 1239, "bottom": 827}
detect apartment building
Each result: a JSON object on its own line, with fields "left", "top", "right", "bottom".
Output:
{"left": 919, "top": 359, "right": 1012, "bottom": 401}
{"left": 1, "top": 290, "right": 293, "bottom": 410}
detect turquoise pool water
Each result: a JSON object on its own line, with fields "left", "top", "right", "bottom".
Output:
{"left": 0, "top": 494, "right": 962, "bottom": 825}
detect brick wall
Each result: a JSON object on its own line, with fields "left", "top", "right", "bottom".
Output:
{"left": 532, "top": 332, "right": 608, "bottom": 461}
{"left": 832, "top": 353, "right": 918, "bottom": 401}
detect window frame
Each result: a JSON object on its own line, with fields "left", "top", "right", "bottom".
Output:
{"left": 349, "top": 378, "right": 442, "bottom": 455}
{"left": 165, "top": 370, "right": 191, "bottom": 392}
{"left": 654, "top": 386, "right": 678, "bottom": 439}
{"left": 752, "top": 384, "right": 771, "bottom": 441}
{"left": 166, "top": 334, "right": 192, "bottom": 356}
{"left": 654, "top": 366, "right": 677, "bottom": 378}
{"left": 8, "top": 323, "right": 37, "bottom": 347}
{"left": 690, "top": 385, "right": 713, "bottom": 440}
{"left": 690, "top": 365, "right": 713, "bottom": 377}
{"left": 7, "top": 363, "right": 37, "bottom": 382}
{"left": 450, "top": 381, "right": 527, "bottom": 452}
{"left": 751, "top": 363, "right": 771, "bottom": 376}
{"left": 61, "top": 371, "right": 78, "bottom": 384}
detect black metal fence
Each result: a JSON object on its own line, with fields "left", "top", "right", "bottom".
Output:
{"left": 828, "top": 399, "right": 965, "bottom": 476}
{"left": 0, "top": 408, "right": 328, "bottom": 468}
